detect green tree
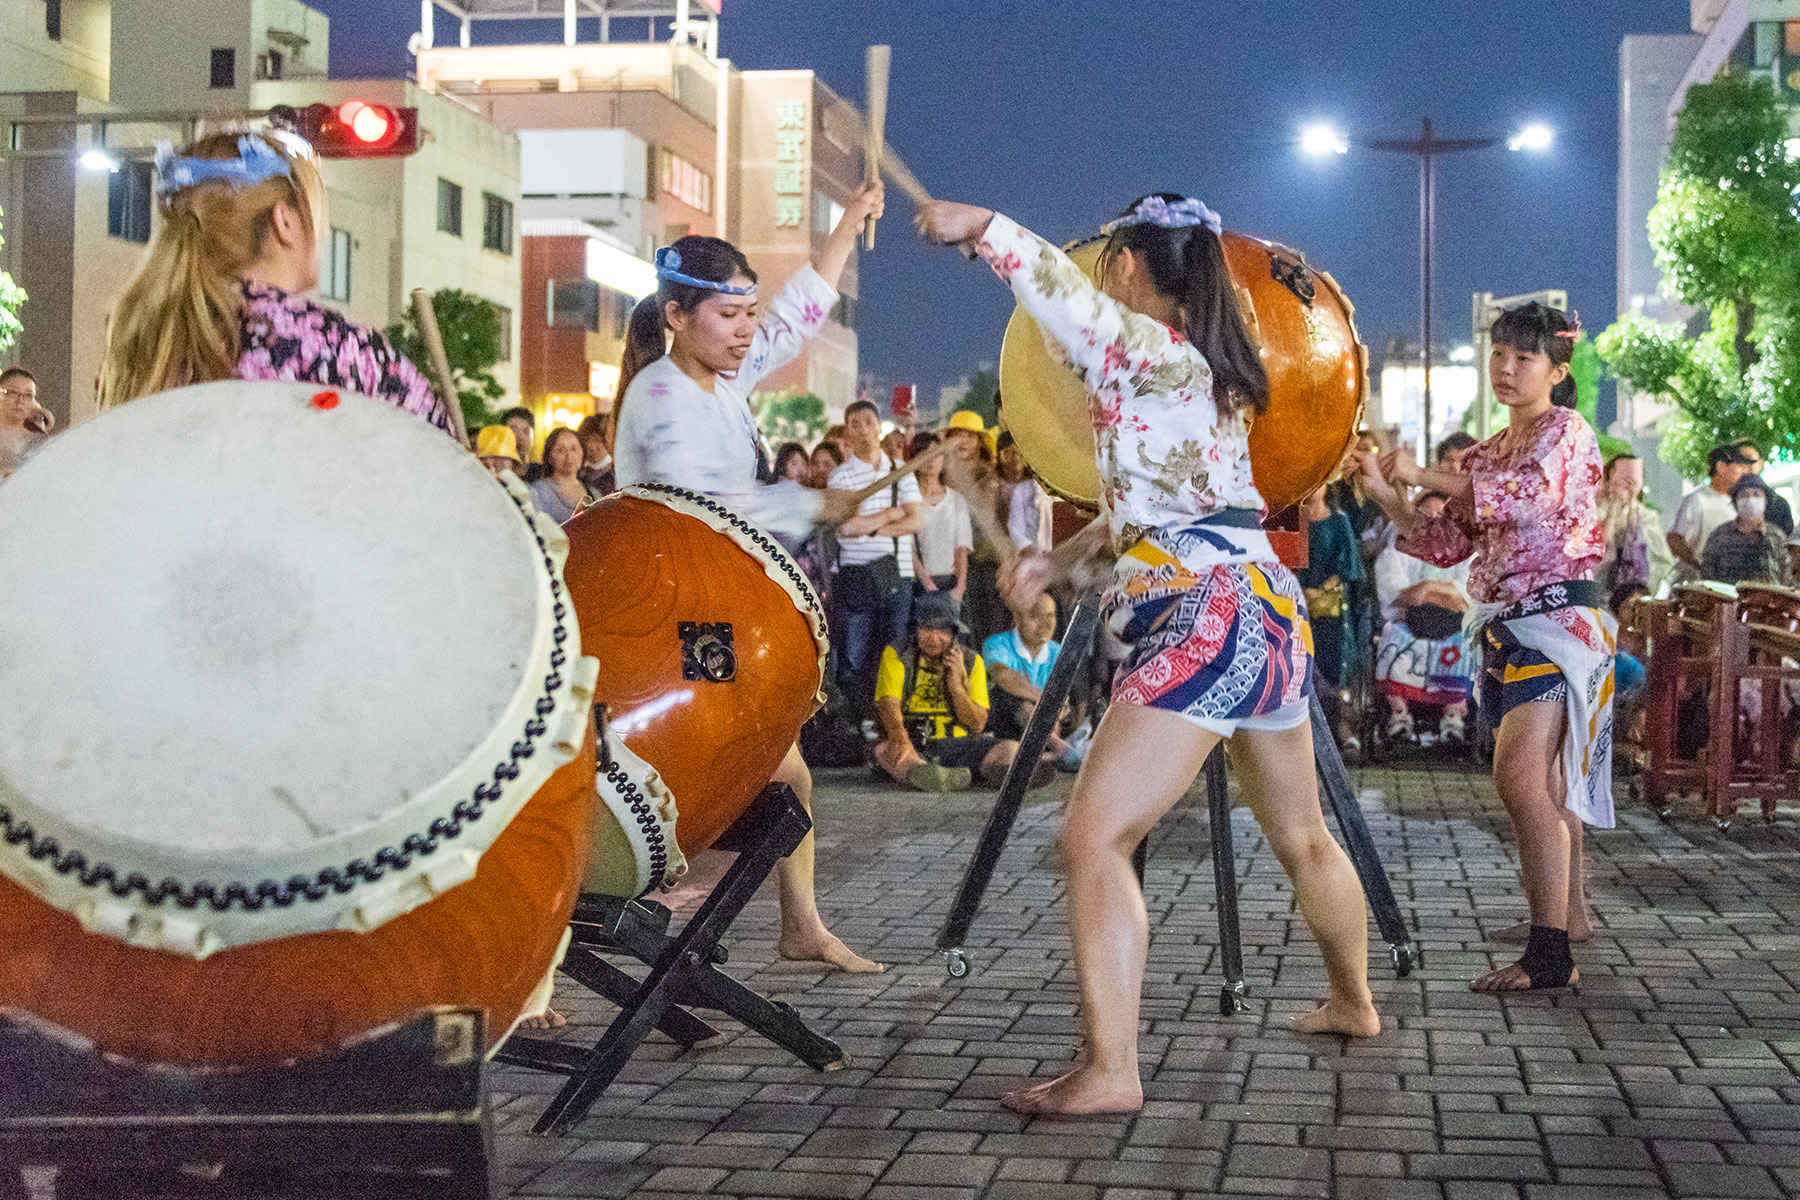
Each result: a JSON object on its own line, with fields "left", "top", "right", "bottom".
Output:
{"left": 1597, "top": 69, "right": 1800, "bottom": 476}
{"left": 387, "top": 288, "right": 506, "bottom": 432}
{"left": 752, "top": 389, "right": 827, "bottom": 443}
{"left": 949, "top": 365, "right": 999, "bottom": 425}
{"left": 0, "top": 204, "right": 25, "bottom": 355}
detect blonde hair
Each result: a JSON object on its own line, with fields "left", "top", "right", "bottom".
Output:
{"left": 97, "top": 129, "right": 326, "bottom": 409}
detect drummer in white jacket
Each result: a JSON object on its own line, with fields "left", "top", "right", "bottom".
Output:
{"left": 609, "top": 182, "right": 885, "bottom": 973}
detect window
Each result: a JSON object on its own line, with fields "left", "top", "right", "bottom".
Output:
{"left": 45, "top": 0, "right": 60, "bottom": 41}
{"left": 107, "top": 160, "right": 153, "bottom": 244}
{"left": 812, "top": 191, "right": 845, "bottom": 237}
{"left": 323, "top": 227, "right": 352, "bottom": 302}
{"left": 210, "top": 48, "right": 236, "bottom": 89}
{"left": 482, "top": 193, "right": 513, "bottom": 255}
{"left": 436, "top": 178, "right": 463, "bottom": 236}
{"left": 656, "top": 148, "right": 712, "bottom": 214}
{"left": 256, "top": 49, "right": 284, "bottom": 81}
{"left": 493, "top": 304, "right": 512, "bottom": 362}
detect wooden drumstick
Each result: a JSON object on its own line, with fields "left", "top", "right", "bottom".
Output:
{"left": 863, "top": 44, "right": 890, "bottom": 250}
{"left": 411, "top": 288, "right": 469, "bottom": 445}
{"left": 846, "top": 439, "right": 947, "bottom": 507}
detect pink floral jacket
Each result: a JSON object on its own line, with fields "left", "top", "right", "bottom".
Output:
{"left": 237, "top": 282, "right": 450, "bottom": 433}
{"left": 1399, "top": 405, "right": 1604, "bottom": 607}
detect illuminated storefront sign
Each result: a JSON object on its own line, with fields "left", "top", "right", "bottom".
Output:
{"left": 774, "top": 97, "right": 807, "bottom": 228}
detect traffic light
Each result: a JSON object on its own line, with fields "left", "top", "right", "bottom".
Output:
{"left": 272, "top": 100, "right": 420, "bottom": 159}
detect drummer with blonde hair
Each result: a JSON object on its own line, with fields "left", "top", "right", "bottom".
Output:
{"left": 97, "top": 128, "right": 446, "bottom": 430}
{"left": 922, "top": 194, "right": 1381, "bottom": 1115}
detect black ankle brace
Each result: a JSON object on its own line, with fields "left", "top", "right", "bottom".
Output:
{"left": 1517, "top": 924, "right": 1574, "bottom": 989}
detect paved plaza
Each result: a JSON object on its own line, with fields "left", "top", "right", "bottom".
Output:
{"left": 494, "top": 758, "right": 1800, "bottom": 1200}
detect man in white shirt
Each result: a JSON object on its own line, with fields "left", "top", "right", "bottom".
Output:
{"left": 998, "top": 431, "right": 1054, "bottom": 554}
{"left": 829, "top": 399, "right": 922, "bottom": 717}
{"left": 1669, "top": 443, "right": 1753, "bottom": 584}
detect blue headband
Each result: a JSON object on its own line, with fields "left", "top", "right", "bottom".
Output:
{"left": 1101, "top": 195, "right": 1223, "bottom": 237}
{"left": 153, "top": 134, "right": 298, "bottom": 197}
{"left": 654, "top": 247, "right": 757, "bottom": 295}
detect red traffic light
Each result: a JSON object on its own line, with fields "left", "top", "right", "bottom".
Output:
{"left": 274, "top": 101, "right": 420, "bottom": 159}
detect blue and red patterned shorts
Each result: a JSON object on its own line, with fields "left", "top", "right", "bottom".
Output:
{"left": 1110, "top": 561, "right": 1315, "bottom": 736}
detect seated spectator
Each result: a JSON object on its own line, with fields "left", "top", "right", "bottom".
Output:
{"left": 873, "top": 594, "right": 1039, "bottom": 792}
{"left": 1372, "top": 491, "right": 1477, "bottom": 744}
{"left": 1610, "top": 582, "right": 1650, "bottom": 769}
{"left": 0, "top": 367, "right": 51, "bottom": 481}
{"left": 475, "top": 424, "right": 522, "bottom": 477}
{"left": 1702, "top": 472, "right": 1794, "bottom": 586}
{"left": 527, "top": 426, "right": 594, "bottom": 524}
{"left": 983, "top": 592, "right": 1078, "bottom": 765}
{"left": 576, "top": 413, "right": 615, "bottom": 496}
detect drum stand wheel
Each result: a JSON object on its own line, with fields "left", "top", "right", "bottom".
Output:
{"left": 942, "top": 948, "right": 971, "bottom": 979}
{"left": 0, "top": 1009, "right": 493, "bottom": 1200}
{"left": 496, "top": 783, "right": 850, "bottom": 1137}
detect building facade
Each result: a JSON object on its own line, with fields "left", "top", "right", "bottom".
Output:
{"left": 416, "top": 2, "right": 873, "bottom": 430}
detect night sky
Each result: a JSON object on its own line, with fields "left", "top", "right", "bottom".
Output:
{"left": 315, "top": 1, "right": 1696, "bottom": 418}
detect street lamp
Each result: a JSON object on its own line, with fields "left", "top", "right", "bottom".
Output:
{"left": 1302, "top": 117, "right": 1553, "bottom": 460}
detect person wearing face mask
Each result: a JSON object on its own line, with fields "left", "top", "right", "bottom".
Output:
{"left": 1701, "top": 473, "right": 1793, "bottom": 586}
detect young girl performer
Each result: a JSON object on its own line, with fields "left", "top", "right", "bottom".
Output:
{"left": 921, "top": 194, "right": 1381, "bottom": 1116}
{"left": 611, "top": 182, "right": 886, "bottom": 973}
{"left": 1356, "top": 303, "right": 1610, "bottom": 991}
{"left": 98, "top": 129, "right": 445, "bottom": 429}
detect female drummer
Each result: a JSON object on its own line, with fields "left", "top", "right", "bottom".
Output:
{"left": 921, "top": 194, "right": 1381, "bottom": 1116}
{"left": 610, "top": 182, "right": 886, "bottom": 973}
{"left": 97, "top": 130, "right": 445, "bottom": 427}
{"left": 1356, "top": 303, "right": 1610, "bottom": 993}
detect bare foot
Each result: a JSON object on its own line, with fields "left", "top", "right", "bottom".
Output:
{"left": 1287, "top": 995, "right": 1381, "bottom": 1037}
{"left": 518, "top": 1008, "right": 567, "bottom": 1030}
{"left": 1471, "top": 962, "right": 1579, "bottom": 992}
{"left": 1000, "top": 1065, "right": 1142, "bottom": 1115}
{"left": 1492, "top": 919, "right": 1591, "bottom": 944}
{"left": 778, "top": 930, "right": 886, "bottom": 973}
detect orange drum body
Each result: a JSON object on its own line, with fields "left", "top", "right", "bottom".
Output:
{"left": 999, "top": 233, "right": 1368, "bottom": 514}
{"left": 0, "top": 734, "right": 593, "bottom": 1068}
{"left": 562, "top": 485, "right": 830, "bottom": 863}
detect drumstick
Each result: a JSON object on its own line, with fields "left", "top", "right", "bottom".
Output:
{"left": 411, "top": 288, "right": 469, "bottom": 445}
{"left": 863, "top": 45, "right": 890, "bottom": 249}
{"left": 846, "top": 440, "right": 948, "bottom": 507}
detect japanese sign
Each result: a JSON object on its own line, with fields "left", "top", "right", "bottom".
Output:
{"left": 774, "top": 97, "right": 807, "bottom": 229}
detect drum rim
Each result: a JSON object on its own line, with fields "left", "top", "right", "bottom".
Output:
{"left": 0, "top": 386, "right": 598, "bottom": 959}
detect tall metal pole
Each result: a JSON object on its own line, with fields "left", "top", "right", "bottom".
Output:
{"left": 1420, "top": 116, "right": 1432, "bottom": 466}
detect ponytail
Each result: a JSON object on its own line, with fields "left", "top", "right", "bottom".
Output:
{"left": 1102, "top": 193, "right": 1268, "bottom": 416}
{"left": 98, "top": 128, "right": 325, "bottom": 409}
{"left": 606, "top": 234, "right": 755, "bottom": 454}
{"left": 1490, "top": 301, "right": 1580, "bottom": 409}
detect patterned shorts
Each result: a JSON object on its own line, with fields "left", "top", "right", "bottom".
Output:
{"left": 1482, "top": 622, "right": 1567, "bottom": 723}
{"left": 1110, "top": 561, "right": 1314, "bottom": 736}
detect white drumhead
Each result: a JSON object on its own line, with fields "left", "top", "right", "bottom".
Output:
{"left": 0, "top": 382, "right": 595, "bottom": 956}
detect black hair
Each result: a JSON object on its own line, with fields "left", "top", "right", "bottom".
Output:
{"left": 0, "top": 367, "right": 35, "bottom": 387}
{"left": 909, "top": 430, "right": 940, "bottom": 458}
{"left": 1436, "top": 432, "right": 1477, "bottom": 462}
{"left": 1604, "top": 451, "right": 1639, "bottom": 477}
{"left": 613, "top": 235, "right": 756, "bottom": 447}
{"left": 501, "top": 405, "right": 534, "bottom": 426}
{"left": 1417, "top": 490, "right": 1450, "bottom": 506}
{"left": 995, "top": 430, "right": 1016, "bottom": 453}
{"left": 541, "top": 426, "right": 583, "bottom": 475}
{"left": 844, "top": 398, "right": 879, "bottom": 422}
{"left": 772, "top": 440, "right": 808, "bottom": 480}
{"left": 1489, "top": 302, "right": 1579, "bottom": 409}
{"left": 1100, "top": 193, "right": 1269, "bottom": 416}
{"left": 1706, "top": 443, "right": 1747, "bottom": 477}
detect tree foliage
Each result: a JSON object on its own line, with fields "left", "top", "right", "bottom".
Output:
{"left": 1598, "top": 69, "right": 1800, "bottom": 477}
{"left": 753, "top": 389, "right": 827, "bottom": 444}
{"left": 0, "top": 204, "right": 25, "bottom": 355}
{"left": 387, "top": 288, "right": 506, "bottom": 432}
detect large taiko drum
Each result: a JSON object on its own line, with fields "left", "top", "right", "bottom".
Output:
{"left": 999, "top": 233, "right": 1368, "bottom": 513}
{"left": 0, "top": 382, "right": 598, "bottom": 1068}
{"left": 562, "top": 485, "right": 829, "bottom": 898}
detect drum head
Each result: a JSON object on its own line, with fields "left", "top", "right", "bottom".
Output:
{"left": 998, "top": 239, "right": 1107, "bottom": 510}
{"left": 0, "top": 382, "right": 586, "bottom": 956}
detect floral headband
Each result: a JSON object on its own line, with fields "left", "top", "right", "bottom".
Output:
{"left": 1101, "top": 195, "right": 1223, "bottom": 237}
{"left": 655, "top": 247, "right": 757, "bottom": 295}
{"left": 153, "top": 131, "right": 313, "bottom": 198}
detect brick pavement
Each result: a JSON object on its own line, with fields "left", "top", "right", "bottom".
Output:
{"left": 493, "top": 757, "right": 1800, "bottom": 1200}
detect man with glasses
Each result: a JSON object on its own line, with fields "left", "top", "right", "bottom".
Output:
{"left": 1733, "top": 441, "right": 1793, "bottom": 537}
{"left": 0, "top": 368, "right": 52, "bottom": 480}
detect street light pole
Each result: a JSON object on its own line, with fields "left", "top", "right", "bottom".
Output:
{"left": 1366, "top": 117, "right": 1500, "bottom": 464}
